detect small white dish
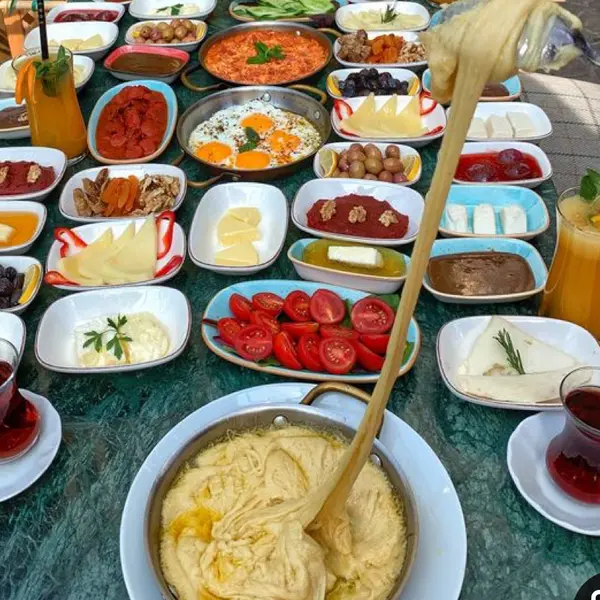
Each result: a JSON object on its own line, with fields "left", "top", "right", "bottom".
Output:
{"left": 448, "top": 102, "right": 552, "bottom": 143}
{"left": 0, "top": 312, "right": 26, "bottom": 361}
{"left": 24, "top": 22, "right": 119, "bottom": 61}
{"left": 326, "top": 68, "right": 421, "bottom": 99}
{"left": 124, "top": 19, "right": 207, "bottom": 52}
{"left": 288, "top": 238, "right": 409, "bottom": 294}
{"left": 120, "top": 382, "right": 466, "bottom": 600}
{"left": 0, "top": 201, "right": 47, "bottom": 255}
{"left": 0, "top": 389, "right": 62, "bottom": 503}
{"left": 0, "top": 147, "right": 66, "bottom": 202}
{"left": 332, "top": 95, "right": 446, "bottom": 147}
{"left": 188, "top": 182, "right": 288, "bottom": 275}
{"left": 292, "top": 178, "right": 424, "bottom": 246}
{"left": 313, "top": 142, "right": 422, "bottom": 187}
{"left": 437, "top": 316, "right": 600, "bottom": 411}
{"left": 0, "top": 98, "right": 29, "bottom": 140}
{"left": 507, "top": 411, "right": 600, "bottom": 536}
{"left": 129, "top": 0, "right": 216, "bottom": 20}
{"left": 35, "top": 285, "right": 191, "bottom": 373}
{"left": 334, "top": 31, "right": 427, "bottom": 71}
{"left": 45, "top": 217, "right": 186, "bottom": 291}
{"left": 47, "top": 2, "right": 126, "bottom": 23}
{"left": 0, "top": 256, "right": 42, "bottom": 315}
{"left": 454, "top": 142, "right": 553, "bottom": 188}
{"left": 59, "top": 164, "right": 187, "bottom": 223}
{"left": 336, "top": 2, "right": 430, "bottom": 32}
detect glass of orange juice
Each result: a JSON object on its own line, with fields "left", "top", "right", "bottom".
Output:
{"left": 13, "top": 46, "right": 87, "bottom": 165}
{"left": 540, "top": 186, "right": 600, "bottom": 339}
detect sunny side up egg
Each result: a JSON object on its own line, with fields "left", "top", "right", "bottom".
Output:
{"left": 188, "top": 100, "right": 322, "bottom": 170}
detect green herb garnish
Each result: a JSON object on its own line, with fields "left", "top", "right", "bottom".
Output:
{"left": 580, "top": 168, "right": 600, "bottom": 203}
{"left": 246, "top": 41, "right": 285, "bottom": 65}
{"left": 32, "top": 45, "right": 70, "bottom": 98}
{"left": 157, "top": 3, "right": 183, "bottom": 14}
{"left": 239, "top": 127, "right": 261, "bottom": 153}
{"left": 83, "top": 314, "right": 132, "bottom": 362}
{"left": 381, "top": 4, "right": 398, "bottom": 24}
{"left": 493, "top": 328, "right": 525, "bottom": 375}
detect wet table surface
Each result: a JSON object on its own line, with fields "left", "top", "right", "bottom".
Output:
{"left": 1, "top": 2, "right": 599, "bottom": 600}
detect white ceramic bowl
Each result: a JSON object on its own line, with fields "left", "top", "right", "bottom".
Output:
{"left": 124, "top": 20, "right": 207, "bottom": 52}
{"left": 45, "top": 217, "right": 185, "bottom": 291}
{"left": 0, "top": 256, "right": 43, "bottom": 315}
{"left": 128, "top": 0, "right": 216, "bottom": 20}
{"left": 24, "top": 22, "right": 119, "bottom": 61}
{"left": 47, "top": 2, "right": 126, "bottom": 22}
{"left": 334, "top": 31, "right": 427, "bottom": 71}
{"left": 0, "top": 98, "right": 29, "bottom": 140}
{"left": 437, "top": 316, "right": 600, "bottom": 411}
{"left": 332, "top": 95, "right": 446, "bottom": 147}
{"left": 326, "top": 68, "right": 421, "bottom": 99}
{"left": 188, "top": 182, "right": 287, "bottom": 275}
{"left": 448, "top": 102, "right": 553, "bottom": 143}
{"left": 288, "top": 238, "right": 409, "bottom": 294}
{"left": 292, "top": 178, "right": 424, "bottom": 246}
{"left": 59, "top": 164, "right": 187, "bottom": 223}
{"left": 313, "top": 142, "right": 422, "bottom": 187}
{"left": 454, "top": 142, "right": 553, "bottom": 188}
{"left": 336, "top": 1, "right": 430, "bottom": 32}
{"left": 0, "top": 147, "right": 66, "bottom": 202}
{"left": 0, "top": 312, "right": 26, "bottom": 361}
{"left": 35, "top": 285, "right": 191, "bottom": 373}
{"left": 0, "top": 201, "right": 47, "bottom": 255}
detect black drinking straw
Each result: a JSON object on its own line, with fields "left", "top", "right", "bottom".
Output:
{"left": 35, "top": 0, "right": 49, "bottom": 60}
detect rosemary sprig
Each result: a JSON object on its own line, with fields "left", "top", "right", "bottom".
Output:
{"left": 381, "top": 4, "right": 398, "bottom": 24}
{"left": 83, "top": 314, "right": 132, "bottom": 362}
{"left": 493, "top": 328, "right": 525, "bottom": 375}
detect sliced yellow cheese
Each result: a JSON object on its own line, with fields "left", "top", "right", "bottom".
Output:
{"left": 57, "top": 254, "right": 104, "bottom": 286}
{"left": 214, "top": 242, "right": 259, "bottom": 267}
{"left": 105, "top": 217, "right": 157, "bottom": 279}
{"left": 76, "top": 229, "right": 115, "bottom": 281}
{"left": 217, "top": 215, "right": 260, "bottom": 246}
{"left": 390, "top": 95, "right": 428, "bottom": 137}
{"left": 227, "top": 207, "right": 262, "bottom": 227}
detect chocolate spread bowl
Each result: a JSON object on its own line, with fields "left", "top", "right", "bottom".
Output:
{"left": 144, "top": 385, "right": 419, "bottom": 600}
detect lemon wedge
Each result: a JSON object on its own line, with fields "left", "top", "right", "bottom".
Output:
{"left": 403, "top": 155, "right": 421, "bottom": 181}
{"left": 18, "top": 264, "right": 41, "bottom": 305}
{"left": 326, "top": 74, "right": 341, "bottom": 97}
{"left": 318, "top": 148, "right": 338, "bottom": 178}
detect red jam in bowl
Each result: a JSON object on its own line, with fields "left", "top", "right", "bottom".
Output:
{"left": 455, "top": 149, "right": 543, "bottom": 183}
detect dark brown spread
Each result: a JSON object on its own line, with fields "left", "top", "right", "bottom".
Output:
{"left": 0, "top": 105, "right": 28, "bottom": 129}
{"left": 481, "top": 83, "right": 510, "bottom": 97}
{"left": 427, "top": 251, "right": 535, "bottom": 296}
{"left": 111, "top": 53, "right": 184, "bottom": 76}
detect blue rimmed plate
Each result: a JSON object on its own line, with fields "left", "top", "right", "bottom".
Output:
{"left": 439, "top": 185, "right": 549, "bottom": 240}
{"left": 87, "top": 80, "right": 177, "bottom": 165}
{"left": 423, "top": 237, "right": 548, "bottom": 304}
{"left": 201, "top": 279, "right": 421, "bottom": 382}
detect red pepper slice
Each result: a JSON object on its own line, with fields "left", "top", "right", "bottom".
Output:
{"left": 156, "top": 211, "right": 176, "bottom": 260}
{"left": 419, "top": 93, "right": 438, "bottom": 116}
{"left": 155, "top": 254, "right": 183, "bottom": 278}
{"left": 55, "top": 227, "right": 87, "bottom": 258}
{"left": 426, "top": 125, "right": 445, "bottom": 136}
{"left": 339, "top": 127, "right": 359, "bottom": 138}
{"left": 44, "top": 271, "right": 77, "bottom": 286}
{"left": 333, "top": 98, "right": 353, "bottom": 121}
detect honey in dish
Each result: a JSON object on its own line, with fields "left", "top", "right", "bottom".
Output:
{"left": 0, "top": 212, "right": 38, "bottom": 247}
{"left": 302, "top": 239, "right": 405, "bottom": 277}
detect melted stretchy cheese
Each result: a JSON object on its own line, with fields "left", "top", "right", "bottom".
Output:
{"left": 160, "top": 427, "right": 407, "bottom": 600}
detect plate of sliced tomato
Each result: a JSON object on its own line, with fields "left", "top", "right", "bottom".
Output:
{"left": 201, "top": 280, "right": 421, "bottom": 383}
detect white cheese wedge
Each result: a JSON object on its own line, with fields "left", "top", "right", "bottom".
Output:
{"left": 467, "top": 117, "right": 487, "bottom": 139}
{"left": 327, "top": 246, "right": 383, "bottom": 270}
{"left": 500, "top": 204, "right": 527, "bottom": 235}
{"left": 473, "top": 204, "right": 496, "bottom": 235}
{"left": 485, "top": 115, "right": 513, "bottom": 139}
{"left": 215, "top": 242, "right": 259, "bottom": 267}
{"left": 507, "top": 112, "right": 536, "bottom": 138}
{"left": 445, "top": 204, "right": 468, "bottom": 233}
{"left": 228, "top": 207, "right": 262, "bottom": 227}
{"left": 0, "top": 223, "right": 14, "bottom": 243}
{"left": 217, "top": 215, "right": 260, "bottom": 246}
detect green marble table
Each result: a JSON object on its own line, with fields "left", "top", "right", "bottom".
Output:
{"left": 1, "top": 3, "right": 599, "bottom": 599}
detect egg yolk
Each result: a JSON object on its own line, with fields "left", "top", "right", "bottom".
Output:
{"left": 267, "top": 130, "right": 301, "bottom": 156}
{"left": 235, "top": 150, "right": 271, "bottom": 170}
{"left": 195, "top": 141, "right": 232, "bottom": 164}
{"left": 240, "top": 113, "right": 274, "bottom": 135}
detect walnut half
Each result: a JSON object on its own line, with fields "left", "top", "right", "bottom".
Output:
{"left": 320, "top": 199, "right": 336, "bottom": 222}
{"left": 27, "top": 164, "right": 41, "bottom": 184}
{"left": 348, "top": 205, "right": 367, "bottom": 224}
{"left": 379, "top": 210, "right": 399, "bottom": 227}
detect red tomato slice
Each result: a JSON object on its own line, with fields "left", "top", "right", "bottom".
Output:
{"left": 251, "top": 310, "right": 280, "bottom": 336}
{"left": 281, "top": 321, "right": 319, "bottom": 338}
{"left": 318, "top": 338, "right": 356, "bottom": 375}
{"left": 320, "top": 325, "right": 359, "bottom": 342}
{"left": 283, "top": 290, "right": 311, "bottom": 322}
{"left": 252, "top": 292, "right": 284, "bottom": 317}
{"left": 234, "top": 325, "right": 273, "bottom": 362}
{"left": 216, "top": 318, "right": 242, "bottom": 347}
{"left": 309, "top": 289, "right": 346, "bottom": 325}
{"left": 229, "top": 293, "right": 253, "bottom": 322}
{"left": 350, "top": 298, "right": 395, "bottom": 334}
{"left": 354, "top": 341, "right": 385, "bottom": 372}
{"left": 273, "top": 331, "right": 303, "bottom": 370}
{"left": 297, "top": 334, "right": 323, "bottom": 372}
{"left": 359, "top": 334, "right": 390, "bottom": 355}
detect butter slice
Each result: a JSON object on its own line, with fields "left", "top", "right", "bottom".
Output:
{"left": 215, "top": 242, "right": 259, "bottom": 267}
{"left": 485, "top": 115, "right": 513, "bottom": 139}
{"left": 507, "top": 112, "right": 536, "bottom": 138}
{"left": 228, "top": 207, "right": 261, "bottom": 227}
{"left": 217, "top": 215, "right": 261, "bottom": 246}
{"left": 467, "top": 117, "right": 487, "bottom": 139}
{"left": 0, "top": 223, "right": 15, "bottom": 243}
{"left": 327, "top": 246, "right": 383, "bottom": 270}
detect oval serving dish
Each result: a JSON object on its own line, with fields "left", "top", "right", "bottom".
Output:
{"left": 125, "top": 19, "right": 207, "bottom": 52}
{"left": 335, "top": 1, "right": 431, "bottom": 33}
